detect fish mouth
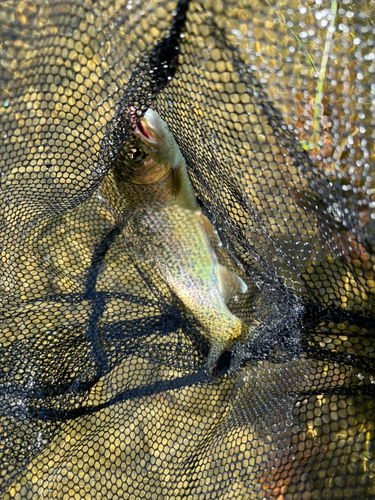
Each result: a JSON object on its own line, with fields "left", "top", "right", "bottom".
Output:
{"left": 134, "top": 119, "right": 160, "bottom": 149}
{"left": 130, "top": 108, "right": 164, "bottom": 150}
{"left": 137, "top": 120, "right": 150, "bottom": 139}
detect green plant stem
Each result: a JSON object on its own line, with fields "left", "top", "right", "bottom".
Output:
{"left": 264, "top": 0, "right": 318, "bottom": 72}
{"left": 313, "top": 0, "right": 338, "bottom": 147}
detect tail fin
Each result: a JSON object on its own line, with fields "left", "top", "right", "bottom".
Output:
{"left": 206, "top": 321, "right": 259, "bottom": 377}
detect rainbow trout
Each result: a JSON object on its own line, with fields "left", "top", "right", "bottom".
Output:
{"left": 113, "top": 109, "right": 248, "bottom": 373}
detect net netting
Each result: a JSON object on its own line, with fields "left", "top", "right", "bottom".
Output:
{"left": 1, "top": 0, "right": 374, "bottom": 498}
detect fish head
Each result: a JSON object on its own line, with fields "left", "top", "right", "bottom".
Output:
{"left": 118, "top": 108, "right": 179, "bottom": 185}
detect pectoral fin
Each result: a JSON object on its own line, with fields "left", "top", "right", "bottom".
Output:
{"left": 217, "top": 263, "right": 247, "bottom": 303}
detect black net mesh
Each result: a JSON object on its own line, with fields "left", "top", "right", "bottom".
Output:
{"left": 1, "top": 0, "right": 375, "bottom": 498}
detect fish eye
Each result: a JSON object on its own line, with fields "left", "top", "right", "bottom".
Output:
{"left": 128, "top": 147, "right": 146, "bottom": 162}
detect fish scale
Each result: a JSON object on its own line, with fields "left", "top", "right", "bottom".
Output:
{"left": 112, "top": 109, "right": 249, "bottom": 373}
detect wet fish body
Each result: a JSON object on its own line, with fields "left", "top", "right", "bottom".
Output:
{"left": 113, "top": 109, "right": 248, "bottom": 373}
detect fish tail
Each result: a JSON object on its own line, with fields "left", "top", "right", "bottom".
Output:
{"left": 206, "top": 341, "right": 227, "bottom": 375}
{"left": 206, "top": 318, "right": 244, "bottom": 375}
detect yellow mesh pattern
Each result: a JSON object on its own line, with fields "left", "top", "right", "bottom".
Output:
{"left": 1, "top": 0, "right": 374, "bottom": 498}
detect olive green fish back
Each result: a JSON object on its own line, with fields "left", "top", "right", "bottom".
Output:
{"left": 0, "top": 0, "right": 374, "bottom": 498}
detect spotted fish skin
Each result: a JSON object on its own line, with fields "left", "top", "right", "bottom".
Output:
{"left": 113, "top": 109, "right": 248, "bottom": 373}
